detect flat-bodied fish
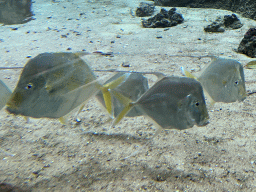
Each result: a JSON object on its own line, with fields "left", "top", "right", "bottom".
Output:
{"left": 113, "top": 76, "right": 209, "bottom": 130}
{"left": 6, "top": 52, "right": 122, "bottom": 123}
{"left": 0, "top": 78, "right": 12, "bottom": 110}
{"left": 245, "top": 60, "right": 256, "bottom": 69}
{"left": 111, "top": 76, "right": 209, "bottom": 160}
{"left": 95, "top": 72, "right": 149, "bottom": 118}
{"left": 183, "top": 56, "right": 246, "bottom": 103}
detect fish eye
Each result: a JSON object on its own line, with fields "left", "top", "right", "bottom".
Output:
{"left": 25, "top": 83, "right": 33, "bottom": 90}
{"left": 235, "top": 81, "right": 239, "bottom": 85}
{"left": 195, "top": 101, "right": 200, "bottom": 107}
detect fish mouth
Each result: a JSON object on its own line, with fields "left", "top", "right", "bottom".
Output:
{"left": 239, "top": 85, "right": 247, "bottom": 101}
{"left": 239, "top": 94, "right": 247, "bottom": 102}
{"left": 6, "top": 101, "right": 17, "bottom": 111}
{"left": 198, "top": 119, "right": 209, "bottom": 126}
{"left": 6, "top": 105, "right": 20, "bottom": 115}
{"left": 5, "top": 91, "right": 24, "bottom": 110}
{"left": 6, "top": 97, "right": 22, "bottom": 115}
{"left": 198, "top": 114, "right": 209, "bottom": 127}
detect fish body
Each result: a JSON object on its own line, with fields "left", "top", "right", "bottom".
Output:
{"left": 0, "top": 78, "right": 12, "bottom": 110}
{"left": 96, "top": 72, "right": 149, "bottom": 118}
{"left": 6, "top": 52, "right": 100, "bottom": 119}
{"left": 197, "top": 57, "right": 246, "bottom": 103}
{"left": 113, "top": 76, "right": 209, "bottom": 130}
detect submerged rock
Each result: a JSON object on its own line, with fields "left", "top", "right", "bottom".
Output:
{"left": 238, "top": 28, "right": 256, "bottom": 58}
{"left": 142, "top": 8, "right": 184, "bottom": 28}
{"left": 150, "top": 0, "right": 256, "bottom": 21}
{"left": 204, "top": 14, "right": 242, "bottom": 33}
{"left": 136, "top": 2, "right": 155, "bottom": 17}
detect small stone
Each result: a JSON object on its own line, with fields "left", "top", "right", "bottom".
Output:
{"left": 136, "top": 2, "right": 155, "bottom": 17}
{"left": 122, "top": 62, "right": 130, "bottom": 67}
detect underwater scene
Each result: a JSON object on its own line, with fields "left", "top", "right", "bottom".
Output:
{"left": 1, "top": 0, "right": 256, "bottom": 191}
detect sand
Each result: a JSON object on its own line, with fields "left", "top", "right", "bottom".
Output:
{"left": 1, "top": 0, "right": 256, "bottom": 191}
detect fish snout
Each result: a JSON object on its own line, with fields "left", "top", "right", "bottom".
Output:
{"left": 240, "top": 95, "right": 246, "bottom": 102}
{"left": 239, "top": 91, "right": 247, "bottom": 102}
{"left": 238, "top": 84, "right": 247, "bottom": 101}
{"left": 6, "top": 92, "right": 23, "bottom": 110}
{"left": 6, "top": 100, "right": 20, "bottom": 115}
{"left": 199, "top": 118, "right": 209, "bottom": 126}
{"left": 198, "top": 110, "right": 209, "bottom": 127}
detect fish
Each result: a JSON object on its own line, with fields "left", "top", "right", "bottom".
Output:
{"left": 5, "top": 52, "right": 123, "bottom": 123}
{"left": 183, "top": 56, "right": 246, "bottom": 103}
{"left": 112, "top": 76, "right": 209, "bottom": 130}
{"left": 245, "top": 60, "right": 256, "bottom": 69}
{"left": 95, "top": 72, "right": 149, "bottom": 118}
{"left": 0, "top": 78, "right": 12, "bottom": 110}
{"left": 111, "top": 76, "right": 209, "bottom": 160}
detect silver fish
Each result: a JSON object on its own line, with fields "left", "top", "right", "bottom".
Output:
{"left": 0, "top": 78, "right": 12, "bottom": 110}
{"left": 6, "top": 52, "right": 119, "bottom": 123}
{"left": 184, "top": 56, "right": 246, "bottom": 103}
{"left": 113, "top": 76, "right": 209, "bottom": 130}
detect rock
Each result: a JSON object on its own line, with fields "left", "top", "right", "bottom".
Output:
{"left": 142, "top": 8, "right": 184, "bottom": 28}
{"left": 223, "top": 14, "right": 243, "bottom": 29}
{"left": 136, "top": 2, "right": 155, "bottom": 17}
{"left": 204, "top": 14, "right": 242, "bottom": 33}
{"left": 238, "top": 28, "right": 256, "bottom": 58}
{"left": 150, "top": 0, "right": 256, "bottom": 21}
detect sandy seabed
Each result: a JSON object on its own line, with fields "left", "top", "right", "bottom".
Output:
{"left": 1, "top": 0, "right": 256, "bottom": 191}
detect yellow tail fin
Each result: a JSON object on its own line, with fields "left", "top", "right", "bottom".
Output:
{"left": 101, "top": 74, "right": 127, "bottom": 115}
{"left": 111, "top": 90, "right": 134, "bottom": 126}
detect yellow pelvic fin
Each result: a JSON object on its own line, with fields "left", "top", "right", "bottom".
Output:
{"left": 111, "top": 90, "right": 134, "bottom": 126}
{"left": 101, "top": 74, "right": 127, "bottom": 115}
{"left": 24, "top": 116, "right": 29, "bottom": 123}
{"left": 59, "top": 116, "right": 68, "bottom": 125}
{"left": 181, "top": 67, "right": 198, "bottom": 80}
{"left": 184, "top": 70, "right": 197, "bottom": 80}
{"left": 76, "top": 104, "right": 85, "bottom": 119}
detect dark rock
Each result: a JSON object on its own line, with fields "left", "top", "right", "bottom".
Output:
{"left": 136, "top": 2, "right": 155, "bottom": 17}
{"left": 142, "top": 8, "right": 184, "bottom": 28}
{"left": 204, "top": 14, "right": 242, "bottom": 33}
{"left": 150, "top": 0, "right": 256, "bottom": 21}
{"left": 238, "top": 28, "right": 256, "bottom": 58}
{"left": 223, "top": 14, "right": 243, "bottom": 29}
{"left": 0, "top": 0, "right": 33, "bottom": 25}
{"left": 204, "top": 21, "right": 225, "bottom": 33}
